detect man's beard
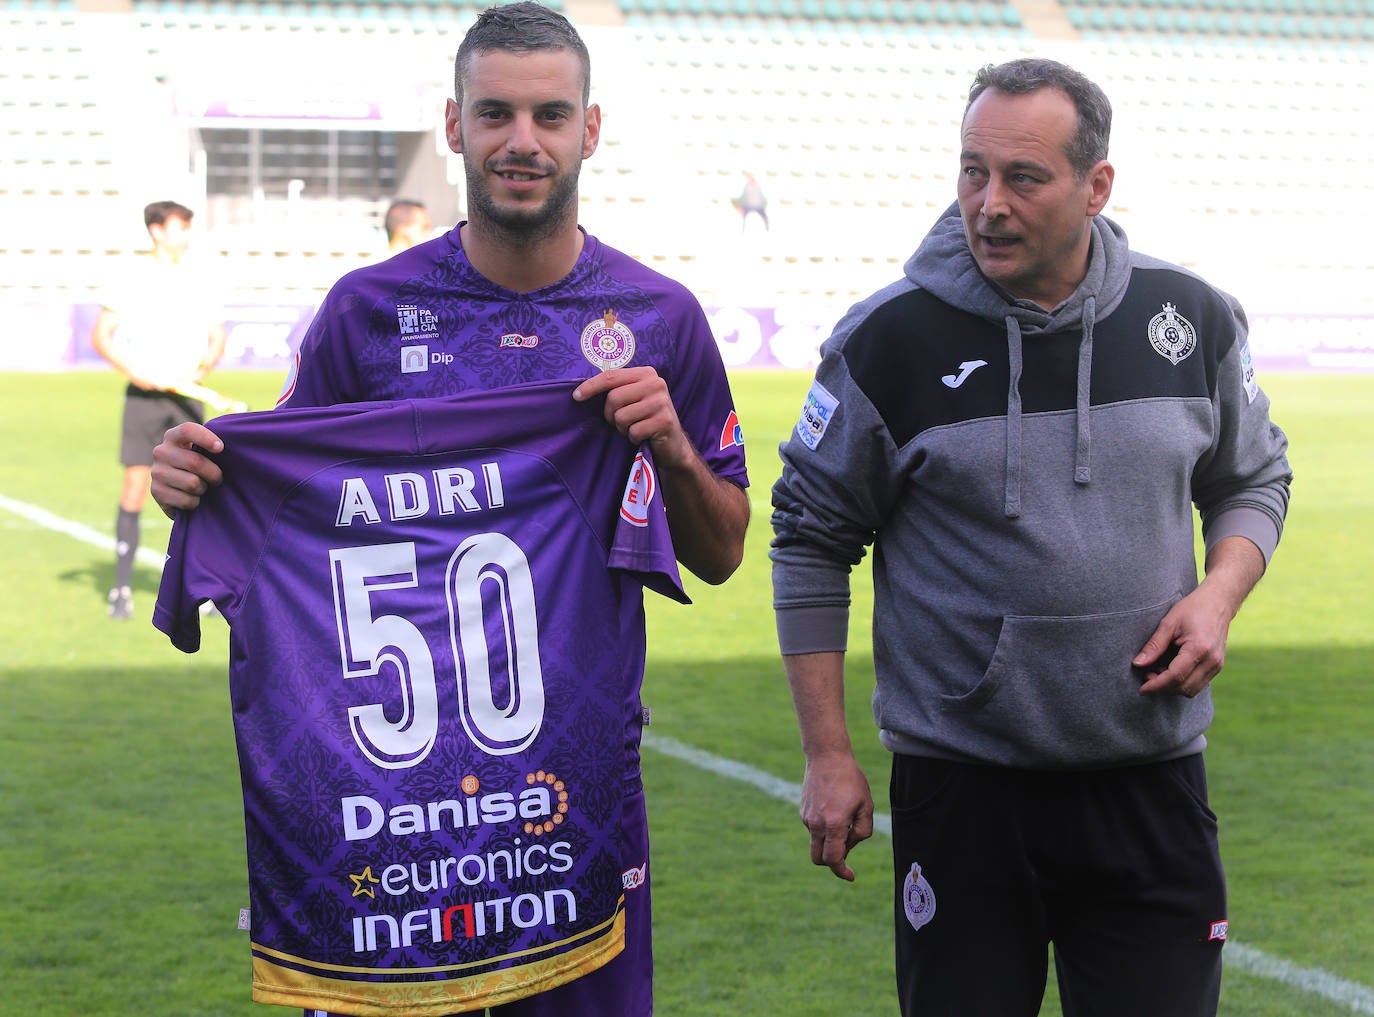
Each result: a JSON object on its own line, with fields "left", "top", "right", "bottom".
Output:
{"left": 464, "top": 153, "right": 582, "bottom": 243}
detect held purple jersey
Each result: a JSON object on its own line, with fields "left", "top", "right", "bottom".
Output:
{"left": 154, "top": 380, "right": 687, "bottom": 1015}
{"left": 275, "top": 225, "right": 748, "bottom": 495}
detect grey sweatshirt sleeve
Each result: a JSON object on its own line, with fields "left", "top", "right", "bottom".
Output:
{"left": 1194, "top": 292, "right": 1293, "bottom": 565}
{"left": 770, "top": 330, "right": 905, "bottom": 656}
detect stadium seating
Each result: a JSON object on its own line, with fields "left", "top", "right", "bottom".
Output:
{"left": 1, "top": 1, "right": 1371, "bottom": 327}
{"left": 617, "top": 0, "right": 1025, "bottom": 34}
{"left": 1058, "top": 0, "right": 1374, "bottom": 43}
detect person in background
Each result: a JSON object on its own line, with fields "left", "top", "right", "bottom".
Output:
{"left": 771, "top": 57, "right": 1291, "bottom": 1017}
{"left": 90, "top": 199, "right": 226, "bottom": 620}
{"left": 383, "top": 197, "right": 432, "bottom": 253}
{"left": 731, "top": 171, "right": 769, "bottom": 231}
{"left": 149, "top": 5, "right": 748, "bottom": 1016}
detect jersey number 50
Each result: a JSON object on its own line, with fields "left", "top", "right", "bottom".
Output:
{"left": 330, "top": 536, "right": 545, "bottom": 769}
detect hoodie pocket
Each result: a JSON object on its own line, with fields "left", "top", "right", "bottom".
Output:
{"left": 939, "top": 593, "right": 1204, "bottom": 766}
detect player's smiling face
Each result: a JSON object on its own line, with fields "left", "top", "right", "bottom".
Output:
{"left": 957, "top": 86, "right": 1113, "bottom": 310}
{"left": 446, "top": 48, "right": 600, "bottom": 241}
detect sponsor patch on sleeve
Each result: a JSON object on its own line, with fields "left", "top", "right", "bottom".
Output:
{"left": 719, "top": 409, "right": 743, "bottom": 451}
{"left": 796, "top": 380, "right": 839, "bottom": 451}
{"left": 620, "top": 452, "right": 655, "bottom": 527}
{"left": 274, "top": 352, "right": 300, "bottom": 407}
{"left": 1239, "top": 340, "right": 1260, "bottom": 404}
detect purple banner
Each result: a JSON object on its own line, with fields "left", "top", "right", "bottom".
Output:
{"left": 9, "top": 300, "right": 1374, "bottom": 375}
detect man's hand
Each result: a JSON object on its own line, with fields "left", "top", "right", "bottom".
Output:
{"left": 573, "top": 368, "right": 748, "bottom": 585}
{"left": 800, "top": 750, "right": 875, "bottom": 882}
{"left": 150, "top": 421, "right": 224, "bottom": 518}
{"left": 1135, "top": 536, "right": 1267, "bottom": 698}
{"left": 572, "top": 367, "right": 695, "bottom": 468}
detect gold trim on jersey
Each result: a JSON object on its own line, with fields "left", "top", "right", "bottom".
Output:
{"left": 249, "top": 905, "right": 624, "bottom": 1015}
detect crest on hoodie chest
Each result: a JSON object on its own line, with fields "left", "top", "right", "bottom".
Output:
{"left": 1147, "top": 302, "right": 1197, "bottom": 365}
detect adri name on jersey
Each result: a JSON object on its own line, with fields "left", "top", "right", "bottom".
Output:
{"left": 336, "top": 462, "right": 506, "bottom": 527}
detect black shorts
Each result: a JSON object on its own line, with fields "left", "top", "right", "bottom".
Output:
{"left": 890, "top": 753, "right": 1226, "bottom": 1017}
{"left": 119, "top": 387, "right": 204, "bottom": 467}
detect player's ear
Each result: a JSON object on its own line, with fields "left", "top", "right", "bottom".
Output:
{"left": 582, "top": 103, "right": 601, "bottom": 160}
{"left": 445, "top": 99, "right": 462, "bottom": 155}
{"left": 1086, "top": 159, "right": 1114, "bottom": 216}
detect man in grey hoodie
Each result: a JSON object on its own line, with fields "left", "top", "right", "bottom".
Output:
{"left": 770, "top": 58, "right": 1291, "bottom": 1017}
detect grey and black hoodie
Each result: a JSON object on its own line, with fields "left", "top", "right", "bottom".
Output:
{"left": 770, "top": 205, "right": 1292, "bottom": 769}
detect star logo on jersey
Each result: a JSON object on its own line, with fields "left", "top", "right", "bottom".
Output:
{"left": 580, "top": 309, "right": 636, "bottom": 370}
{"left": 349, "top": 865, "right": 380, "bottom": 899}
{"left": 719, "top": 410, "right": 743, "bottom": 451}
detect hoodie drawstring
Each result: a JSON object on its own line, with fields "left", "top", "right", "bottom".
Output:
{"left": 1075, "top": 296, "right": 1096, "bottom": 486}
{"left": 1004, "top": 315, "right": 1024, "bottom": 519}
{"left": 1002, "top": 296, "right": 1096, "bottom": 519}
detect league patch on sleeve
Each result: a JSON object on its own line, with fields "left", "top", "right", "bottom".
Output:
{"left": 1239, "top": 340, "right": 1260, "bottom": 404}
{"left": 719, "top": 409, "right": 743, "bottom": 451}
{"left": 275, "top": 352, "right": 300, "bottom": 407}
{"left": 796, "top": 380, "right": 839, "bottom": 450}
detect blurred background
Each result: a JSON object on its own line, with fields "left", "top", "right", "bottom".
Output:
{"left": 2, "top": 0, "right": 1371, "bottom": 375}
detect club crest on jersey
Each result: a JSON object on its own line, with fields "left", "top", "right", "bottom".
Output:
{"left": 620, "top": 452, "right": 656, "bottom": 527}
{"left": 1148, "top": 302, "right": 1197, "bottom": 365}
{"left": 580, "top": 308, "right": 636, "bottom": 370}
{"left": 719, "top": 410, "right": 744, "bottom": 451}
{"left": 903, "top": 862, "right": 937, "bottom": 932}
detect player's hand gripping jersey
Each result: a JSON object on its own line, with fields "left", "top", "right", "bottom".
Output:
{"left": 154, "top": 379, "right": 687, "bottom": 1016}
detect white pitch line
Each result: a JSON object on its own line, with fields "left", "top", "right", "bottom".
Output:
{"left": 0, "top": 492, "right": 167, "bottom": 570}
{"left": 6, "top": 491, "right": 1372, "bottom": 1014}
{"left": 642, "top": 730, "right": 1374, "bottom": 1014}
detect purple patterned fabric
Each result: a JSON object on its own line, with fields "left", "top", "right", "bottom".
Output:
{"left": 274, "top": 226, "right": 748, "bottom": 496}
{"left": 155, "top": 382, "right": 687, "bottom": 1013}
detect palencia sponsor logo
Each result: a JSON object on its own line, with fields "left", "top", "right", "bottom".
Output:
{"left": 342, "top": 783, "right": 557, "bottom": 843}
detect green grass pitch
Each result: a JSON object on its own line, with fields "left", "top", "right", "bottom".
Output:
{"left": 0, "top": 368, "right": 1370, "bottom": 1016}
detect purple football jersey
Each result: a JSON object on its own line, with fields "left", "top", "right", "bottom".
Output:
{"left": 275, "top": 226, "right": 748, "bottom": 493}
{"left": 154, "top": 380, "right": 686, "bottom": 1015}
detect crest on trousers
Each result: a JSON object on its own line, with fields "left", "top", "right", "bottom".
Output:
{"left": 902, "top": 862, "right": 937, "bottom": 933}
{"left": 1148, "top": 302, "right": 1197, "bottom": 365}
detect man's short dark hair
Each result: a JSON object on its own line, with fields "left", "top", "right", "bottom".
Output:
{"left": 454, "top": 2, "right": 591, "bottom": 108}
{"left": 144, "top": 200, "right": 194, "bottom": 230}
{"left": 384, "top": 199, "right": 427, "bottom": 244}
{"left": 966, "top": 59, "right": 1112, "bottom": 180}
